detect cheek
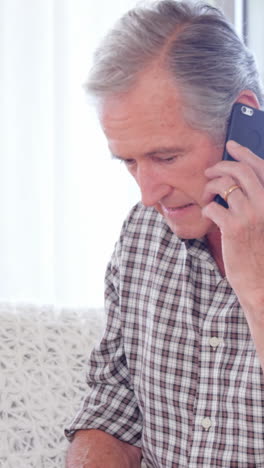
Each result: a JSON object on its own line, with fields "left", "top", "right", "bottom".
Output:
{"left": 190, "top": 149, "right": 220, "bottom": 180}
{"left": 180, "top": 159, "right": 210, "bottom": 198}
{"left": 180, "top": 164, "right": 206, "bottom": 186}
{"left": 189, "top": 150, "right": 221, "bottom": 198}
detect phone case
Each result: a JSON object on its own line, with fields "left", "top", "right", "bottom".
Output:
{"left": 214, "top": 103, "right": 264, "bottom": 207}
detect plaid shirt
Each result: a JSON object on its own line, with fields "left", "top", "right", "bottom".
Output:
{"left": 65, "top": 202, "right": 264, "bottom": 467}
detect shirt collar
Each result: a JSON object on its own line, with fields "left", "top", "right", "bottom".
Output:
{"left": 182, "top": 237, "right": 219, "bottom": 272}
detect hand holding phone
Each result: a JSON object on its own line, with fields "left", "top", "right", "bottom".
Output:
{"left": 215, "top": 103, "right": 264, "bottom": 207}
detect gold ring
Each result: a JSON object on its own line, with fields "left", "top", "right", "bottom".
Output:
{"left": 223, "top": 184, "right": 241, "bottom": 202}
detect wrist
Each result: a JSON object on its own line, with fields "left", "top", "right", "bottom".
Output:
{"left": 66, "top": 429, "right": 142, "bottom": 468}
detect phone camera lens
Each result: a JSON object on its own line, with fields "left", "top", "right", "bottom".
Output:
{"left": 241, "top": 106, "right": 254, "bottom": 116}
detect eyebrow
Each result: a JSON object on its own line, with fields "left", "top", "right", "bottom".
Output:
{"left": 111, "top": 146, "right": 185, "bottom": 161}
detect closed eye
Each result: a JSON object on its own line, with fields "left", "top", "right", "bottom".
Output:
{"left": 153, "top": 155, "right": 180, "bottom": 164}
{"left": 111, "top": 151, "right": 183, "bottom": 167}
{"left": 159, "top": 156, "right": 177, "bottom": 163}
{"left": 123, "top": 158, "right": 136, "bottom": 166}
{"left": 111, "top": 153, "right": 135, "bottom": 166}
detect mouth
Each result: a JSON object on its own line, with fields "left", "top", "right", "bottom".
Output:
{"left": 159, "top": 203, "right": 196, "bottom": 221}
{"left": 162, "top": 203, "right": 194, "bottom": 213}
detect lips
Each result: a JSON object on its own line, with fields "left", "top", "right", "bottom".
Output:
{"left": 162, "top": 203, "right": 194, "bottom": 212}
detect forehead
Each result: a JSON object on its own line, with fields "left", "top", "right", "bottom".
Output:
{"left": 97, "top": 66, "right": 203, "bottom": 160}
{"left": 99, "top": 66, "right": 185, "bottom": 133}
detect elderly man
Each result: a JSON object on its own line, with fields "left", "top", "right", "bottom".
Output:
{"left": 65, "top": 1, "right": 264, "bottom": 466}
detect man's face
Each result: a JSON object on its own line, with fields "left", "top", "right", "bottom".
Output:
{"left": 99, "top": 67, "right": 223, "bottom": 239}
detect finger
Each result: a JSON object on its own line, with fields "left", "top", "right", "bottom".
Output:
{"left": 205, "top": 177, "right": 245, "bottom": 208}
{"left": 227, "top": 140, "right": 264, "bottom": 185}
{"left": 204, "top": 180, "right": 246, "bottom": 216}
{"left": 202, "top": 199, "right": 232, "bottom": 229}
{"left": 203, "top": 175, "right": 234, "bottom": 203}
{"left": 205, "top": 160, "right": 264, "bottom": 201}
{"left": 226, "top": 140, "right": 264, "bottom": 168}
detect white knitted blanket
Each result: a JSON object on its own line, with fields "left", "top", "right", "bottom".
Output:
{"left": 0, "top": 303, "right": 105, "bottom": 468}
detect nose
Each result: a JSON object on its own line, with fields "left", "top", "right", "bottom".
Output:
{"left": 135, "top": 162, "right": 171, "bottom": 207}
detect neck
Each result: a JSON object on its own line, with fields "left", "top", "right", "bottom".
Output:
{"left": 206, "top": 228, "right": 225, "bottom": 277}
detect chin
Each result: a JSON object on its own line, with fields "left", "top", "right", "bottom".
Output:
{"left": 166, "top": 219, "right": 214, "bottom": 240}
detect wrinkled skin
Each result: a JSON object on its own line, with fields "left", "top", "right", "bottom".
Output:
{"left": 100, "top": 65, "right": 264, "bottom": 372}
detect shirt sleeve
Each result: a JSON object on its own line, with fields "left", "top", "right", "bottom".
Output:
{"left": 64, "top": 210, "right": 143, "bottom": 446}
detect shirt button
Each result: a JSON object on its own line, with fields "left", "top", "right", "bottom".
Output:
{"left": 201, "top": 417, "right": 212, "bottom": 431}
{"left": 209, "top": 336, "right": 221, "bottom": 349}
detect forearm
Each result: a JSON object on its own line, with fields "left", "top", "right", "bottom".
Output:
{"left": 66, "top": 429, "right": 142, "bottom": 468}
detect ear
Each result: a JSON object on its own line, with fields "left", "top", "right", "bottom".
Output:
{"left": 235, "top": 89, "right": 260, "bottom": 110}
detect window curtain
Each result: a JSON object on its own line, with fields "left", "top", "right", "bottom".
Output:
{"left": 0, "top": 0, "right": 140, "bottom": 308}
{"left": 0, "top": 0, "right": 246, "bottom": 308}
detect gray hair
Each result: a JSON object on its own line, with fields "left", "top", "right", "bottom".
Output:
{"left": 86, "top": 0, "right": 264, "bottom": 144}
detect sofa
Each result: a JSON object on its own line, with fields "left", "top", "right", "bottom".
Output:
{"left": 0, "top": 302, "right": 106, "bottom": 468}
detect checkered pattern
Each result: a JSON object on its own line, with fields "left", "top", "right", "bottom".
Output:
{"left": 65, "top": 203, "right": 264, "bottom": 467}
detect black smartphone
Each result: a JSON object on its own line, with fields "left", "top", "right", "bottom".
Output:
{"left": 214, "top": 103, "right": 264, "bottom": 208}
